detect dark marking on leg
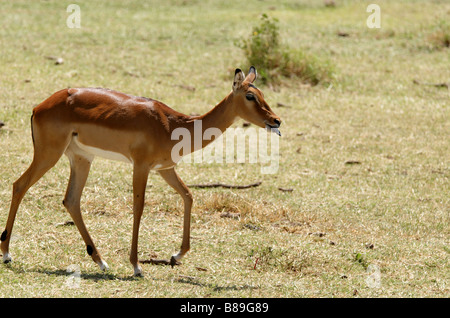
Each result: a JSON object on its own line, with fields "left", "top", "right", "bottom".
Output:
{"left": 30, "top": 114, "right": 35, "bottom": 146}
{"left": 86, "top": 245, "right": 93, "bottom": 256}
{"left": 1, "top": 230, "right": 7, "bottom": 241}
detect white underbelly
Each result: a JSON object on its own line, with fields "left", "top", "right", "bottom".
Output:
{"left": 74, "top": 137, "right": 133, "bottom": 164}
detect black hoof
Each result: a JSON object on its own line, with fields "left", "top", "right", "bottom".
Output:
{"left": 2, "top": 254, "right": 12, "bottom": 264}
{"left": 170, "top": 256, "right": 181, "bottom": 268}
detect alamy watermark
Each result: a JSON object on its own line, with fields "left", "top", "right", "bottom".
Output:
{"left": 366, "top": 4, "right": 381, "bottom": 29}
{"left": 365, "top": 264, "right": 381, "bottom": 288}
{"left": 65, "top": 264, "right": 81, "bottom": 288}
{"left": 171, "top": 121, "right": 280, "bottom": 174}
{"left": 66, "top": 3, "right": 381, "bottom": 30}
{"left": 66, "top": 4, "right": 81, "bottom": 29}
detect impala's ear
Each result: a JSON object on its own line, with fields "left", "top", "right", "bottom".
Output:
{"left": 232, "top": 68, "right": 245, "bottom": 92}
{"left": 245, "top": 66, "right": 257, "bottom": 83}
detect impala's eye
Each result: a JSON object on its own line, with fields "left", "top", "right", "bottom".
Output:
{"left": 246, "top": 94, "right": 255, "bottom": 101}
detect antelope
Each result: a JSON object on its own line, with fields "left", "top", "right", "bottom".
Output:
{"left": 1, "top": 66, "right": 281, "bottom": 276}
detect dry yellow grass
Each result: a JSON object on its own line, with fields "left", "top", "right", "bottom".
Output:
{"left": 0, "top": 0, "right": 449, "bottom": 298}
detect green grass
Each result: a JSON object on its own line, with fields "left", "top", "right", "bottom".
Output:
{"left": 0, "top": 0, "right": 449, "bottom": 298}
{"left": 237, "top": 13, "right": 334, "bottom": 85}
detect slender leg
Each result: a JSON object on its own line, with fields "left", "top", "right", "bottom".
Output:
{"left": 158, "top": 167, "right": 193, "bottom": 267}
{"left": 1, "top": 136, "right": 68, "bottom": 263}
{"left": 130, "top": 163, "right": 150, "bottom": 276}
{"left": 63, "top": 148, "right": 108, "bottom": 271}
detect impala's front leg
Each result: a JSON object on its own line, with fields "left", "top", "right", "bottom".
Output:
{"left": 130, "top": 163, "right": 150, "bottom": 277}
{"left": 64, "top": 149, "right": 108, "bottom": 271}
{"left": 158, "top": 168, "right": 193, "bottom": 267}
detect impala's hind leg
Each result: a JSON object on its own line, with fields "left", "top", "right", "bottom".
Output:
{"left": 63, "top": 145, "right": 108, "bottom": 271}
{"left": 1, "top": 125, "right": 70, "bottom": 263}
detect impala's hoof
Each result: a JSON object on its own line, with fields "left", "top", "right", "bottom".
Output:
{"left": 2, "top": 252, "right": 11, "bottom": 264}
{"left": 170, "top": 256, "right": 181, "bottom": 268}
{"left": 133, "top": 265, "right": 143, "bottom": 277}
{"left": 98, "top": 260, "right": 109, "bottom": 272}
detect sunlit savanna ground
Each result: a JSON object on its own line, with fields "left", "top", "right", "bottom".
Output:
{"left": 0, "top": 0, "right": 448, "bottom": 297}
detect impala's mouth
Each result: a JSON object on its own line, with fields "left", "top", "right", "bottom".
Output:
{"left": 265, "top": 121, "right": 281, "bottom": 136}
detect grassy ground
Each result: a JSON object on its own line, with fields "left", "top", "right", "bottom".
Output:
{"left": 0, "top": 0, "right": 448, "bottom": 297}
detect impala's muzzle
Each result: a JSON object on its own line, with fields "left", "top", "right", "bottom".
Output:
{"left": 265, "top": 119, "right": 282, "bottom": 136}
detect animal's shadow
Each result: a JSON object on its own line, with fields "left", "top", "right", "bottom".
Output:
{"left": 3, "top": 261, "right": 135, "bottom": 281}
{"left": 4, "top": 261, "right": 259, "bottom": 293}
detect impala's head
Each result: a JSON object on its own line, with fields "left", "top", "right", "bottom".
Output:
{"left": 232, "top": 66, "right": 282, "bottom": 136}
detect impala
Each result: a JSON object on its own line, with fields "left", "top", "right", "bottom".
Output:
{"left": 1, "top": 66, "right": 281, "bottom": 276}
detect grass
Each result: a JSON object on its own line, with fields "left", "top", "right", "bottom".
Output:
{"left": 0, "top": 0, "right": 449, "bottom": 298}
{"left": 237, "top": 13, "right": 334, "bottom": 85}
{"left": 426, "top": 19, "right": 450, "bottom": 50}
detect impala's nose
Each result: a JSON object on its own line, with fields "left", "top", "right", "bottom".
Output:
{"left": 274, "top": 119, "right": 281, "bottom": 127}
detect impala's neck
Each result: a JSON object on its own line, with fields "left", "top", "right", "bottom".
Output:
{"left": 200, "top": 92, "right": 237, "bottom": 133}
{"left": 182, "top": 92, "right": 238, "bottom": 150}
